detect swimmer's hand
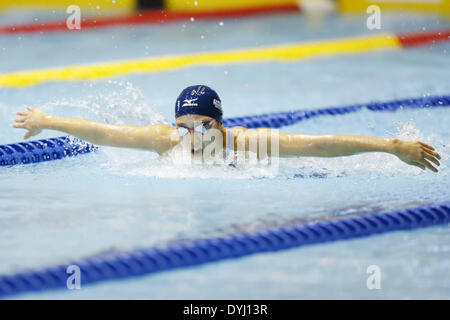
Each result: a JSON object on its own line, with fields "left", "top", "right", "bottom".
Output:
{"left": 12, "top": 106, "right": 46, "bottom": 139}
{"left": 392, "top": 139, "right": 441, "bottom": 172}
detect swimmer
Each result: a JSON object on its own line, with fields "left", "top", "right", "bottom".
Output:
{"left": 12, "top": 85, "right": 441, "bottom": 172}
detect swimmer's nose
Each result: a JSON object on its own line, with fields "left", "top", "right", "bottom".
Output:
{"left": 181, "top": 132, "right": 202, "bottom": 151}
{"left": 190, "top": 132, "right": 203, "bottom": 149}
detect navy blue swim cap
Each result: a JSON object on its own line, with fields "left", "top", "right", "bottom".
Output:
{"left": 175, "top": 85, "right": 223, "bottom": 122}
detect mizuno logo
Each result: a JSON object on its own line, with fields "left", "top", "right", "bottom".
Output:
{"left": 182, "top": 98, "right": 198, "bottom": 107}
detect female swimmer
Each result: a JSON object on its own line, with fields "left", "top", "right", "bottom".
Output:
{"left": 12, "top": 85, "right": 441, "bottom": 171}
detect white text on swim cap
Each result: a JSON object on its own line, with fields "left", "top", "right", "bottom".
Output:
{"left": 182, "top": 98, "right": 198, "bottom": 107}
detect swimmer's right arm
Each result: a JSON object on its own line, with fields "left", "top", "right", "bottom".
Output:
{"left": 12, "top": 106, "right": 178, "bottom": 154}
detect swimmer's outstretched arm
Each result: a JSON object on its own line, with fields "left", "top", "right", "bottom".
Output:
{"left": 12, "top": 106, "right": 178, "bottom": 154}
{"left": 276, "top": 131, "right": 441, "bottom": 172}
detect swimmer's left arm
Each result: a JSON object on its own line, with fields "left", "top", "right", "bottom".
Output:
{"left": 276, "top": 132, "right": 441, "bottom": 172}
{"left": 237, "top": 129, "right": 440, "bottom": 172}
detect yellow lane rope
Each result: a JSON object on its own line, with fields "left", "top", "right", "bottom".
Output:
{"left": 0, "top": 33, "right": 400, "bottom": 88}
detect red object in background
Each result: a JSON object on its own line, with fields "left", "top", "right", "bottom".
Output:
{"left": 397, "top": 29, "right": 450, "bottom": 47}
{"left": 0, "top": 4, "right": 300, "bottom": 35}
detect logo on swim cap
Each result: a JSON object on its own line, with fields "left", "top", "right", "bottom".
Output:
{"left": 213, "top": 99, "right": 222, "bottom": 111}
{"left": 182, "top": 97, "right": 198, "bottom": 107}
{"left": 175, "top": 85, "right": 223, "bottom": 122}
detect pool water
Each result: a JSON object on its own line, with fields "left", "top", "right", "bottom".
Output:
{"left": 0, "top": 12, "right": 449, "bottom": 299}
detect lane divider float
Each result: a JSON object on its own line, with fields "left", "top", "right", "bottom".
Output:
{"left": 0, "top": 30, "right": 449, "bottom": 88}
{"left": 0, "top": 4, "right": 301, "bottom": 35}
{"left": 0, "top": 201, "right": 449, "bottom": 298}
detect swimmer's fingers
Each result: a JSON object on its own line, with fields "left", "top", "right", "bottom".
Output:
{"left": 421, "top": 158, "right": 439, "bottom": 173}
{"left": 12, "top": 123, "right": 25, "bottom": 129}
{"left": 419, "top": 141, "right": 435, "bottom": 151}
{"left": 411, "top": 161, "right": 426, "bottom": 170}
{"left": 396, "top": 140, "right": 440, "bottom": 173}
{"left": 23, "top": 131, "right": 33, "bottom": 140}
{"left": 424, "top": 149, "right": 441, "bottom": 160}
{"left": 11, "top": 123, "right": 35, "bottom": 140}
{"left": 12, "top": 107, "right": 43, "bottom": 140}
{"left": 423, "top": 152, "right": 440, "bottom": 167}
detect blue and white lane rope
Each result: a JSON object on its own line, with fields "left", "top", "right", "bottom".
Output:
{"left": 222, "top": 94, "right": 450, "bottom": 128}
{"left": 1, "top": 94, "right": 449, "bottom": 167}
{"left": 0, "top": 136, "right": 97, "bottom": 167}
{"left": 0, "top": 202, "right": 449, "bottom": 298}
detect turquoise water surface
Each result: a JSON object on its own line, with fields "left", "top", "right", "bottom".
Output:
{"left": 0, "top": 12, "right": 449, "bottom": 299}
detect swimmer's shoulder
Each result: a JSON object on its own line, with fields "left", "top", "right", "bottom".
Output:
{"left": 225, "top": 126, "right": 245, "bottom": 148}
{"left": 145, "top": 124, "right": 177, "bottom": 141}
{"left": 145, "top": 124, "right": 179, "bottom": 155}
{"left": 227, "top": 126, "right": 267, "bottom": 141}
{"left": 226, "top": 125, "right": 247, "bottom": 137}
{"left": 228, "top": 126, "right": 266, "bottom": 134}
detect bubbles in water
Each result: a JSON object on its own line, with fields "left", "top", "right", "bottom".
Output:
{"left": 44, "top": 81, "right": 169, "bottom": 127}
{"left": 395, "top": 120, "right": 425, "bottom": 141}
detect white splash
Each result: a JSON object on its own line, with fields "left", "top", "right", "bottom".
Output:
{"left": 44, "top": 81, "right": 169, "bottom": 126}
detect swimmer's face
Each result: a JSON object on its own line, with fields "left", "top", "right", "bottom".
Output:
{"left": 175, "top": 114, "right": 223, "bottom": 158}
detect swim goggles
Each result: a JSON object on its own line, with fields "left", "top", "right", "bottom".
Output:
{"left": 176, "top": 119, "right": 216, "bottom": 137}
